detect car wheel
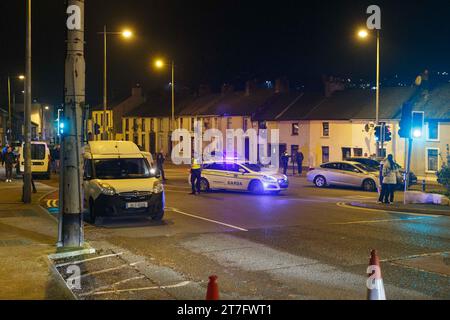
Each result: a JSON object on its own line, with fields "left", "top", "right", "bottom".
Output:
{"left": 199, "top": 178, "right": 210, "bottom": 192}
{"left": 314, "top": 175, "right": 327, "bottom": 188}
{"left": 88, "top": 199, "right": 96, "bottom": 224}
{"left": 249, "top": 180, "right": 264, "bottom": 194}
{"left": 362, "top": 179, "right": 377, "bottom": 192}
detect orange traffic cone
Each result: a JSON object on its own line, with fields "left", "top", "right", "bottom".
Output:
{"left": 366, "top": 249, "right": 386, "bottom": 300}
{"left": 206, "top": 275, "right": 219, "bottom": 300}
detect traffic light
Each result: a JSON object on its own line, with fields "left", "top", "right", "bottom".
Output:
{"left": 94, "top": 123, "right": 101, "bottom": 135}
{"left": 59, "top": 120, "right": 66, "bottom": 136}
{"left": 398, "top": 102, "right": 413, "bottom": 138}
{"left": 374, "top": 125, "right": 381, "bottom": 142}
{"left": 411, "top": 111, "right": 424, "bottom": 139}
{"left": 384, "top": 125, "right": 392, "bottom": 142}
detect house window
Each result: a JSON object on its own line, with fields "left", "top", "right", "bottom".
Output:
{"left": 141, "top": 119, "right": 146, "bottom": 131}
{"left": 95, "top": 114, "right": 98, "bottom": 125}
{"left": 322, "top": 146, "right": 330, "bottom": 163}
{"left": 427, "top": 121, "right": 439, "bottom": 140}
{"left": 243, "top": 118, "right": 248, "bottom": 132}
{"left": 322, "top": 122, "right": 330, "bottom": 137}
{"left": 353, "top": 148, "right": 363, "bottom": 157}
{"left": 180, "top": 118, "right": 184, "bottom": 129}
{"left": 133, "top": 119, "right": 138, "bottom": 131}
{"left": 141, "top": 134, "right": 146, "bottom": 150}
{"left": 191, "top": 118, "right": 195, "bottom": 131}
{"left": 342, "top": 147, "right": 351, "bottom": 160}
{"left": 204, "top": 119, "right": 210, "bottom": 130}
{"left": 125, "top": 119, "right": 129, "bottom": 131}
{"left": 150, "top": 119, "right": 154, "bottom": 132}
{"left": 227, "top": 118, "right": 233, "bottom": 129}
{"left": 292, "top": 123, "right": 299, "bottom": 136}
{"left": 426, "top": 148, "right": 439, "bottom": 172}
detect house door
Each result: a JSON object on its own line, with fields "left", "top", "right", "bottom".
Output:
{"left": 150, "top": 132, "right": 156, "bottom": 154}
{"left": 342, "top": 147, "right": 351, "bottom": 160}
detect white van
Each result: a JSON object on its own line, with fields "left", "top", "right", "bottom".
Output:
{"left": 18, "top": 141, "right": 51, "bottom": 179}
{"left": 83, "top": 141, "right": 164, "bottom": 224}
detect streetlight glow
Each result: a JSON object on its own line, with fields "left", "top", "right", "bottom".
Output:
{"left": 44, "top": 106, "right": 50, "bottom": 110}
{"left": 155, "top": 59, "right": 165, "bottom": 69}
{"left": 358, "top": 29, "right": 369, "bottom": 39}
{"left": 18, "top": 75, "right": 25, "bottom": 80}
{"left": 122, "top": 29, "right": 133, "bottom": 39}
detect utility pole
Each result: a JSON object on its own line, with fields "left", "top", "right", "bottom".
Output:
{"left": 22, "top": 0, "right": 32, "bottom": 204}
{"left": 58, "top": 0, "right": 85, "bottom": 248}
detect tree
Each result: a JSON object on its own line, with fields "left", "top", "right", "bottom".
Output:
{"left": 436, "top": 145, "right": 450, "bottom": 196}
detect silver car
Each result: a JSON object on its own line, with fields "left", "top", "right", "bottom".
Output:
{"left": 307, "top": 161, "right": 379, "bottom": 192}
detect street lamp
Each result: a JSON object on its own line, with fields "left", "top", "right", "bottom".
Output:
{"left": 358, "top": 27, "right": 381, "bottom": 155}
{"left": 6, "top": 75, "right": 26, "bottom": 142}
{"left": 98, "top": 26, "right": 134, "bottom": 140}
{"left": 154, "top": 59, "right": 176, "bottom": 132}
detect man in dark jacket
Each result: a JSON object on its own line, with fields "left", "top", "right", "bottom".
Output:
{"left": 156, "top": 149, "right": 166, "bottom": 181}
{"left": 281, "top": 151, "right": 290, "bottom": 175}
{"left": 4, "top": 146, "right": 16, "bottom": 182}
{"left": 296, "top": 151, "right": 304, "bottom": 175}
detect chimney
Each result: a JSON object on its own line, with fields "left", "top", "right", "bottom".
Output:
{"left": 275, "top": 78, "right": 289, "bottom": 93}
{"left": 221, "top": 83, "right": 234, "bottom": 95}
{"left": 131, "top": 85, "right": 143, "bottom": 97}
{"left": 323, "top": 76, "right": 345, "bottom": 98}
{"left": 245, "top": 80, "right": 257, "bottom": 96}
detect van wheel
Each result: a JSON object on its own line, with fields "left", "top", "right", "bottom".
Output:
{"left": 199, "top": 178, "right": 210, "bottom": 192}
{"left": 362, "top": 179, "right": 377, "bottom": 192}
{"left": 249, "top": 180, "right": 264, "bottom": 194}
{"left": 314, "top": 175, "right": 327, "bottom": 188}
{"left": 88, "top": 199, "right": 96, "bottom": 224}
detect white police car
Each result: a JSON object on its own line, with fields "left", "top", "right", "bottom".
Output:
{"left": 192, "top": 161, "right": 288, "bottom": 194}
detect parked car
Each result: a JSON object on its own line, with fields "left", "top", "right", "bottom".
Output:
{"left": 346, "top": 157, "right": 417, "bottom": 187}
{"left": 307, "top": 161, "right": 379, "bottom": 192}
{"left": 193, "top": 160, "right": 289, "bottom": 194}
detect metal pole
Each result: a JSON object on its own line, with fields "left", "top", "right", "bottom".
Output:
{"left": 23, "top": 0, "right": 32, "bottom": 204}
{"left": 103, "top": 24, "right": 108, "bottom": 140}
{"left": 375, "top": 30, "right": 381, "bottom": 157}
{"left": 60, "top": 0, "right": 85, "bottom": 248}
{"left": 171, "top": 61, "right": 175, "bottom": 131}
{"left": 7, "top": 76, "right": 11, "bottom": 143}
{"left": 403, "top": 138, "right": 413, "bottom": 205}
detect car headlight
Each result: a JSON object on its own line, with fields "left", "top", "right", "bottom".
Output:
{"left": 99, "top": 183, "right": 116, "bottom": 196}
{"left": 150, "top": 168, "right": 156, "bottom": 175}
{"left": 262, "top": 175, "right": 277, "bottom": 183}
{"left": 153, "top": 181, "right": 164, "bottom": 194}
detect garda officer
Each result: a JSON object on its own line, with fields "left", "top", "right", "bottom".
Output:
{"left": 190, "top": 157, "right": 202, "bottom": 195}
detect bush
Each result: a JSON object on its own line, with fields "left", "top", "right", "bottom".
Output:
{"left": 437, "top": 165, "right": 450, "bottom": 196}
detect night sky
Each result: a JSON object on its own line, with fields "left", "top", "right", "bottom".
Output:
{"left": 1, "top": 0, "right": 450, "bottom": 107}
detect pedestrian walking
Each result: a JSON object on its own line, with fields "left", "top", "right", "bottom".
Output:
{"left": 4, "top": 146, "right": 16, "bottom": 182}
{"left": 190, "top": 157, "right": 202, "bottom": 195}
{"left": 296, "top": 151, "right": 304, "bottom": 175}
{"left": 53, "top": 145, "right": 61, "bottom": 173}
{"left": 378, "top": 154, "right": 398, "bottom": 204}
{"left": 156, "top": 149, "right": 166, "bottom": 181}
{"left": 281, "top": 151, "right": 289, "bottom": 175}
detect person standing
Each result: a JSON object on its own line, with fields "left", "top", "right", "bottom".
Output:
{"left": 281, "top": 151, "right": 289, "bottom": 175}
{"left": 296, "top": 151, "right": 304, "bottom": 175}
{"left": 156, "top": 149, "right": 166, "bottom": 181}
{"left": 53, "top": 145, "right": 61, "bottom": 173}
{"left": 378, "top": 154, "right": 398, "bottom": 204}
{"left": 4, "top": 146, "right": 16, "bottom": 182}
{"left": 190, "top": 157, "right": 202, "bottom": 195}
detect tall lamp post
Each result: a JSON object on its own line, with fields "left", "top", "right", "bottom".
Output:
{"left": 154, "top": 59, "right": 176, "bottom": 132}
{"left": 6, "top": 75, "right": 25, "bottom": 143}
{"left": 98, "top": 26, "right": 133, "bottom": 140}
{"left": 358, "top": 28, "right": 381, "bottom": 156}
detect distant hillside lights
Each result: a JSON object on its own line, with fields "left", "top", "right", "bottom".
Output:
{"left": 171, "top": 122, "right": 280, "bottom": 169}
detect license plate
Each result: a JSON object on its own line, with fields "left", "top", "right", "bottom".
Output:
{"left": 126, "top": 202, "right": 148, "bottom": 209}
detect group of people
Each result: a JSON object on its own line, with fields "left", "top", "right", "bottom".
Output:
{"left": 281, "top": 150, "right": 304, "bottom": 176}
{"left": 1, "top": 144, "right": 17, "bottom": 182}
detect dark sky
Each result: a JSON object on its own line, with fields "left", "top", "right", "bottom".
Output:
{"left": 1, "top": 0, "right": 450, "bottom": 107}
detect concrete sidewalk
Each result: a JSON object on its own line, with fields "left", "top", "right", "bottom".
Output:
{"left": 0, "top": 176, "right": 73, "bottom": 299}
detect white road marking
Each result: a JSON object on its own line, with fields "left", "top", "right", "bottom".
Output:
{"left": 380, "top": 251, "right": 449, "bottom": 262}
{"left": 55, "top": 252, "right": 124, "bottom": 268}
{"left": 166, "top": 207, "right": 248, "bottom": 232}
{"left": 336, "top": 202, "right": 441, "bottom": 218}
{"left": 78, "top": 261, "right": 145, "bottom": 279}
{"left": 78, "top": 276, "right": 146, "bottom": 297}
{"left": 84, "top": 280, "right": 192, "bottom": 296}
{"left": 330, "top": 217, "right": 426, "bottom": 225}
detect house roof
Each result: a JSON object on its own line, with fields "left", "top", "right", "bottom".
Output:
{"left": 413, "top": 84, "right": 450, "bottom": 120}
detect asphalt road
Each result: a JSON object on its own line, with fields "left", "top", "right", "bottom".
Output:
{"left": 40, "top": 167, "right": 450, "bottom": 300}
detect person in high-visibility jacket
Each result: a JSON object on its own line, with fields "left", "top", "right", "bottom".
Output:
{"left": 190, "top": 157, "right": 202, "bottom": 195}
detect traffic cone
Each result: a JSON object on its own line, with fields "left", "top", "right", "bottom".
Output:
{"left": 206, "top": 275, "right": 219, "bottom": 300}
{"left": 366, "top": 249, "right": 386, "bottom": 300}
